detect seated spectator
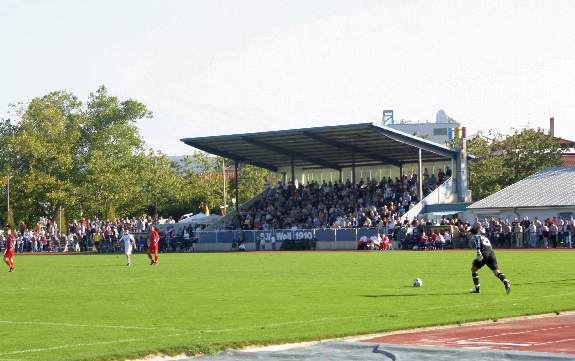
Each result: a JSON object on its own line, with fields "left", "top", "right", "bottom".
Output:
{"left": 235, "top": 171, "right": 448, "bottom": 231}
{"left": 358, "top": 235, "right": 369, "bottom": 250}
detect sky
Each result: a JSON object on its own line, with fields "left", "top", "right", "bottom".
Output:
{"left": 1, "top": 0, "right": 575, "bottom": 155}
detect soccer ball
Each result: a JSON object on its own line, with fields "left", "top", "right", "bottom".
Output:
{"left": 413, "top": 278, "right": 423, "bottom": 287}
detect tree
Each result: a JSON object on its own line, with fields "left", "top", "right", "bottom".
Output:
{"left": 236, "top": 164, "right": 270, "bottom": 204}
{"left": 0, "top": 87, "right": 272, "bottom": 224}
{"left": 3, "top": 91, "right": 83, "bottom": 225}
{"left": 137, "top": 151, "right": 185, "bottom": 217}
{"left": 180, "top": 152, "right": 223, "bottom": 214}
{"left": 467, "top": 128, "right": 563, "bottom": 201}
{"left": 0, "top": 87, "right": 154, "bottom": 224}
{"left": 79, "top": 86, "right": 152, "bottom": 219}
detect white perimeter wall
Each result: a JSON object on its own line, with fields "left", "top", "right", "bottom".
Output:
{"left": 468, "top": 207, "right": 575, "bottom": 222}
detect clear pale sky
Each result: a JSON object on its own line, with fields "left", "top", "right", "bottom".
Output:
{"left": 1, "top": 0, "right": 574, "bottom": 155}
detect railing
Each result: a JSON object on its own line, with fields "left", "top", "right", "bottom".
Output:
{"left": 485, "top": 230, "right": 573, "bottom": 249}
{"left": 204, "top": 189, "right": 267, "bottom": 231}
{"left": 401, "top": 177, "right": 455, "bottom": 223}
{"left": 11, "top": 226, "right": 573, "bottom": 254}
{"left": 196, "top": 227, "right": 394, "bottom": 244}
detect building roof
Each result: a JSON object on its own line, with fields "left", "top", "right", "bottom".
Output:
{"left": 181, "top": 123, "right": 465, "bottom": 172}
{"left": 562, "top": 153, "right": 575, "bottom": 167}
{"left": 556, "top": 137, "right": 575, "bottom": 147}
{"left": 468, "top": 167, "right": 575, "bottom": 210}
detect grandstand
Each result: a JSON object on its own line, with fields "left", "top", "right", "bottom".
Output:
{"left": 181, "top": 123, "right": 472, "bottom": 250}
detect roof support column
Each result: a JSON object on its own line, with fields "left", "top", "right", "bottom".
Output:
{"left": 352, "top": 153, "right": 357, "bottom": 205}
{"left": 291, "top": 158, "right": 295, "bottom": 183}
{"left": 418, "top": 148, "right": 423, "bottom": 202}
{"left": 399, "top": 164, "right": 404, "bottom": 180}
{"left": 339, "top": 169, "right": 343, "bottom": 183}
{"left": 456, "top": 137, "right": 469, "bottom": 202}
{"left": 352, "top": 153, "right": 356, "bottom": 185}
{"left": 234, "top": 160, "right": 239, "bottom": 214}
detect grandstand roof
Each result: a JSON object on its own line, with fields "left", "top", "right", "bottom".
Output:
{"left": 181, "top": 123, "right": 464, "bottom": 172}
{"left": 467, "top": 167, "right": 575, "bottom": 210}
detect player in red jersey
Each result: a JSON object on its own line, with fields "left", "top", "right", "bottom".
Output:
{"left": 147, "top": 226, "right": 160, "bottom": 265}
{"left": 3, "top": 227, "right": 16, "bottom": 272}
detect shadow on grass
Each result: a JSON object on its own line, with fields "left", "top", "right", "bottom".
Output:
{"left": 361, "top": 291, "right": 464, "bottom": 298}
{"left": 514, "top": 278, "right": 575, "bottom": 286}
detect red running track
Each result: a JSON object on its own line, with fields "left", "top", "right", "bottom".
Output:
{"left": 364, "top": 312, "right": 575, "bottom": 355}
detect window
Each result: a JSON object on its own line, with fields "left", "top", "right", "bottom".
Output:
{"left": 433, "top": 128, "right": 448, "bottom": 136}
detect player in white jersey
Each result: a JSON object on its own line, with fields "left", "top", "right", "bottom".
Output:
{"left": 120, "top": 229, "right": 137, "bottom": 266}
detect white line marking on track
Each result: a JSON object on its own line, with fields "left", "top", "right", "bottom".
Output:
{"left": 455, "top": 341, "right": 531, "bottom": 347}
{"left": 462, "top": 346, "right": 491, "bottom": 350}
{"left": 450, "top": 324, "right": 574, "bottom": 343}
{"left": 533, "top": 338, "right": 575, "bottom": 346}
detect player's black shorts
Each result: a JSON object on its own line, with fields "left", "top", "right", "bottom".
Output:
{"left": 472, "top": 252, "right": 499, "bottom": 271}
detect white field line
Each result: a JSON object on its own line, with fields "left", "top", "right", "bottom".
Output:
{"left": 4, "top": 291, "right": 575, "bottom": 357}
{"left": 0, "top": 320, "right": 186, "bottom": 332}
{"left": 0, "top": 332, "right": 198, "bottom": 357}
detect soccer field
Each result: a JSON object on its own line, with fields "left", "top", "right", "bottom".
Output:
{"left": 1, "top": 250, "right": 574, "bottom": 361}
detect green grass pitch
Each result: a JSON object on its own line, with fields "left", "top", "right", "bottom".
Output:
{"left": 0, "top": 250, "right": 574, "bottom": 361}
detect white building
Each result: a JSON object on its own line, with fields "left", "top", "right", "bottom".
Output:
{"left": 387, "top": 110, "right": 461, "bottom": 145}
{"left": 466, "top": 167, "right": 575, "bottom": 221}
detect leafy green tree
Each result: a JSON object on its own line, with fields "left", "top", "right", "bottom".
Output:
{"left": 236, "top": 164, "right": 270, "bottom": 204}
{"left": 466, "top": 131, "right": 507, "bottom": 200}
{"left": 79, "top": 86, "right": 152, "bottom": 219}
{"left": 466, "top": 128, "right": 563, "bottom": 201}
{"left": 137, "top": 151, "right": 185, "bottom": 217}
{"left": 4, "top": 91, "right": 82, "bottom": 225}
{"left": 180, "top": 152, "right": 223, "bottom": 214}
{"left": 0, "top": 87, "right": 272, "bottom": 225}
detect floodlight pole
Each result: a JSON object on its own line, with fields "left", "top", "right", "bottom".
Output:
{"left": 352, "top": 153, "right": 357, "bottom": 204}
{"left": 352, "top": 153, "right": 356, "bottom": 185}
{"left": 6, "top": 175, "right": 11, "bottom": 221}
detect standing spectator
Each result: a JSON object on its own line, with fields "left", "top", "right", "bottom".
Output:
{"left": 569, "top": 216, "right": 575, "bottom": 248}
{"left": 501, "top": 221, "right": 511, "bottom": 248}
{"left": 528, "top": 222, "right": 537, "bottom": 248}
{"left": 513, "top": 222, "right": 523, "bottom": 248}
{"left": 520, "top": 216, "right": 531, "bottom": 247}
{"left": 549, "top": 222, "right": 559, "bottom": 248}
{"left": 541, "top": 222, "right": 549, "bottom": 248}
{"left": 562, "top": 219, "right": 570, "bottom": 248}
{"left": 443, "top": 230, "right": 452, "bottom": 248}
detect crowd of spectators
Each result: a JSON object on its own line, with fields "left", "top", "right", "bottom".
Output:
{"left": 393, "top": 215, "right": 575, "bottom": 251}
{"left": 477, "top": 216, "right": 574, "bottom": 249}
{"left": 395, "top": 217, "right": 464, "bottom": 250}
{"left": 10, "top": 167, "right": 572, "bottom": 253}
{"left": 233, "top": 167, "right": 451, "bottom": 231}
{"left": 0, "top": 216, "right": 170, "bottom": 254}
